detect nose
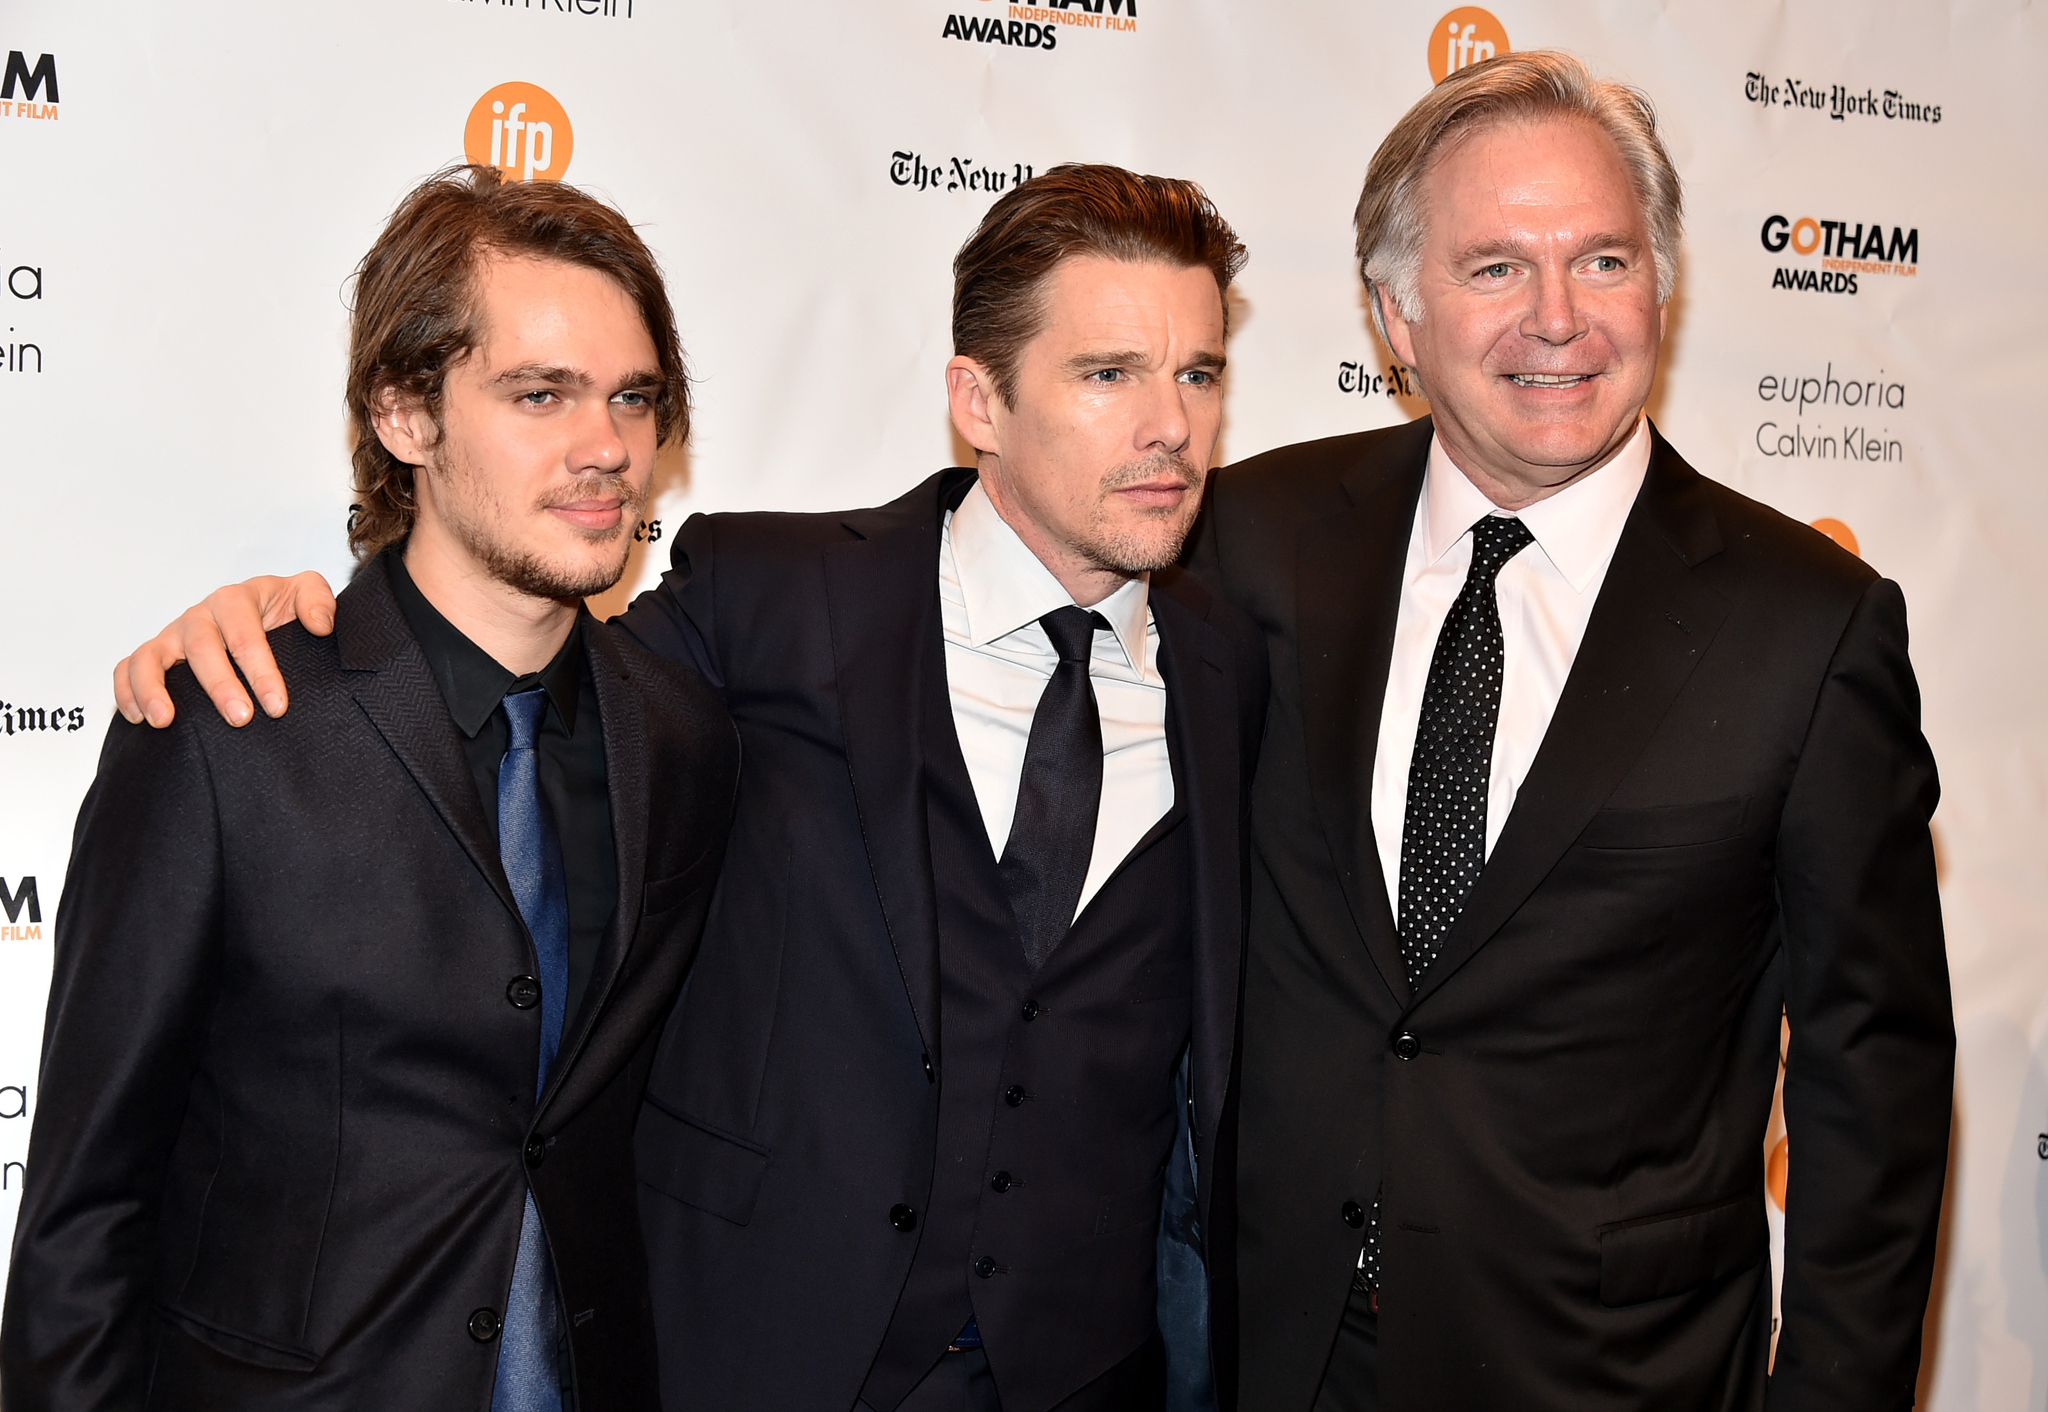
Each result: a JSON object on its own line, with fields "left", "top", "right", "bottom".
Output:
{"left": 574, "top": 395, "right": 631, "bottom": 475}
{"left": 1137, "top": 372, "right": 1194, "bottom": 457}
{"left": 1521, "top": 263, "right": 1588, "bottom": 347}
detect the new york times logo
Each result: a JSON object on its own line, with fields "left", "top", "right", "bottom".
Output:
{"left": 2, "top": 700, "right": 87, "bottom": 736}
{"left": 1744, "top": 71, "right": 1940, "bottom": 125}
{"left": 1, "top": 875, "right": 39, "bottom": 941}
{"left": 1, "top": 50, "right": 58, "bottom": 121}
{"left": 892, "top": 151, "right": 1037, "bottom": 195}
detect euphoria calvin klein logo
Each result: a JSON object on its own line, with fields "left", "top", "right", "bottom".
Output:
{"left": 1, "top": 876, "right": 39, "bottom": 941}
{"left": 463, "top": 83, "right": 574, "bottom": 183}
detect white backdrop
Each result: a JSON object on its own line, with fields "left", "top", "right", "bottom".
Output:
{"left": 3, "top": 1, "right": 2043, "bottom": 1404}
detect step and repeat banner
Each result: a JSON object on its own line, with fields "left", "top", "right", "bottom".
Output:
{"left": 2, "top": 0, "right": 2042, "bottom": 1403}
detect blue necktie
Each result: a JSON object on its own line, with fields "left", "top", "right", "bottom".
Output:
{"left": 493, "top": 687, "right": 568, "bottom": 1412}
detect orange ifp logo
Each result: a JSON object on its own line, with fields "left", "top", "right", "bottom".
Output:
{"left": 464, "top": 82, "right": 574, "bottom": 183}
{"left": 1429, "top": 8, "right": 1510, "bottom": 84}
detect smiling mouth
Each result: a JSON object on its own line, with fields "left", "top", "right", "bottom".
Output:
{"left": 1508, "top": 373, "right": 1596, "bottom": 388}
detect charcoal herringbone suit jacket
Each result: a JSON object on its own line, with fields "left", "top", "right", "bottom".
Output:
{"left": 0, "top": 557, "right": 740, "bottom": 1411}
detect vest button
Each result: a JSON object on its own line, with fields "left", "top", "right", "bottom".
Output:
{"left": 525, "top": 1136, "right": 546, "bottom": 1167}
{"left": 506, "top": 976, "right": 541, "bottom": 1010}
{"left": 1004, "top": 1085, "right": 1027, "bottom": 1107}
{"left": 467, "top": 1307, "right": 500, "bottom": 1342}
{"left": 1391, "top": 1031, "right": 1421, "bottom": 1061}
{"left": 990, "top": 1171, "right": 1014, "bottom": 1193}
{"left": 889, "top": 1203, "right": 918, "bottom": 1232}
{"left": 922, "top": 1053, "right": 935, "bottom": 1084}
{"left": 973, "top": 1255, "right": 999, "bottom": 1279}
{"left": 1342, "top": 1200, "right": 1366, "bottom": 1229}
{"left": 1021, "top": 999, "right": 1041, "bottom": 1022}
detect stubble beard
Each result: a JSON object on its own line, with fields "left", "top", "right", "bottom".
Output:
{"left": 1076, "top": 452, "right": 1207, "bottom": 575}
{"left": 432, "top": 452, "right": 646, "bottom": 603}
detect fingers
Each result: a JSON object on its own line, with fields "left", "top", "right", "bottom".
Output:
{"left": 113, "top": 654, "right": 146, "bottom": 725}
{"left": 183, "top": 608, "right": 258, "bottom": 727}
{"left": 209, "top": 582, "right": 290, "bottom": 720}
{"left": 120, "top": 636, "right": 188, "bottom": 730}
{"left": 282, "top": 570, "right": 338, "bottom": 637}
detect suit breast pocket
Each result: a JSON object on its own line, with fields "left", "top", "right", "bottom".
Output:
{"left": 642, "top": 849, "right": 718, "bottom": 918}
{"left": 1578, "top": 795, "right": 1750, "bottom": 851}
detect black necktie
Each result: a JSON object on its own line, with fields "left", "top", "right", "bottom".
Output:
{"left": 1362, "top": 514, "right": 1533, "bottom": 1299}
{"left": 1000, "top": 606, "right": 1108, "bottom": 970}
{"left": 1396, "top": 513, "right": 1534, "bottom": 985}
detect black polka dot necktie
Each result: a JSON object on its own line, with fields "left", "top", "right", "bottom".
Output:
{"left": 1000, "top": 606, "right": 1109, "bottom": 971}
{"left": 1396, "top": 513, "right": 1533, "bottom": 985}
{"left": 1361, "top": 513, "right": 1532, "bottom": 1301}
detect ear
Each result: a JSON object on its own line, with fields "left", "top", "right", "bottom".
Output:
{"left": 371, "top": 386, "right": 435, "bottom": 468}
{"left": 945, "top": 356, "right": 1003, "bottom": 459}
{"left": 1376, "top": 284, "right": 1421, "bottom": 370}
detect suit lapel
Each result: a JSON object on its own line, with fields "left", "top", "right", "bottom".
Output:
{"left": 820, "top": 471, "right": 971, "bottom": 1060}
{"left": 542, "top": 619, "right": 651, "bottom": 1106}
{"left": 1296, "top": 420, "right": 1431, "bottom": 1005}
{"left": 1410, "top": 429, "right": 1731, "bottom": 1009}
{"left": 1149, "top": 579, "right": 1241, "bottom": 1150}
{"left": 338, "top": 560, "right": 524, "bottom": 931}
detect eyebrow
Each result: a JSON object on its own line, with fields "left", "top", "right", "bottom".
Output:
{"left": 1059, "top": 348, "right": 1228, "bottom": 376}
{"left": 488, "top": 363, "right": 665, "bottom": 392}
{"left": 1452, "top": 231, "right": 1645, "bottom": 265}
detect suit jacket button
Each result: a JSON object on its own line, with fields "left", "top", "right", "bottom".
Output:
{"left": 1342, "top": 1200, "right": 1366, "bottom": 1229}
{"left": 973, "top": 1255, "right": 999, "bottom": 1279}
{"left": 468, "top": 1308, "right": 501, "bottom": 1342}
{"left": 506, "top": 976, "right": 541, "bottom": 1010}
{"left": 1004, "top": 1085, "right": 1027, "bottom": 1107}
{"left": 1021, "top": 999, "right": 1041, "bottom": 1022}
{"left": 1391, "top": 1031, "right": 1421, "bottom": 1061}
{"left": 890, "top": 1204, "right": 918, "bottom": 1232}
{"left": 525, "top": 1136, "right": 546, "bottom": 1167}
{"left": 990, "top": 1171, "right": 1014, "bottom": 1193}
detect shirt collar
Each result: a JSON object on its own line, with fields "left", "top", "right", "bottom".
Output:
{"left": 1422, "top": 418, "right": 1652, "bottom": 593}
{"left": 385, "top": 547, "right": 583, "bottom": 739}
{"left": 948, "top": 479, "right": 1151, "bottom": 672}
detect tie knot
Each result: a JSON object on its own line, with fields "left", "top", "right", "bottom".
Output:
{"left": 1468, "top": 515, "right": 1535, "bottom": 582}
{"left": 1040, "top": 606, "right": 1107, "bottom": 665}
{"left": 502, "top": 686, "right": 549, "bottom": 750}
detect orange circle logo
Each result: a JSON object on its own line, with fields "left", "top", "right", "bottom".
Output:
{"left": 1809, "top": 518, "right": 1861, "bottom": 557}
{"left": 463, "top": 82, "right": 574, "bottom": 184}
{"left": 1791, "top": 217, "right": 1822, "bottom": 256}
{"left": 1429, "top": 8, "right": 1510, "bottom": 84}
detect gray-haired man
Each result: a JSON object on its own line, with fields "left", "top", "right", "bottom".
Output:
{"left": 1189, "top": 49, "right": 1951, "bottom": 1412}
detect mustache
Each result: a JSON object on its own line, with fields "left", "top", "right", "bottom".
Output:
{"left": 1100, "top": 453, "right": 1202, "bottom": 495}
{"left": 538, "top": 473, "right": 646, "bottom": 517}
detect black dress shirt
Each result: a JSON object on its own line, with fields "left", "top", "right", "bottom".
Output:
{"left": 387, "top": 549, "right": 617, "bottom": 1028}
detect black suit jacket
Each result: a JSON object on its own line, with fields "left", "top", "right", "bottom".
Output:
{"left": 618, "top": 469, "right": 1266, "bottom": 1411}
{"left": 0, "top": 557, "right": 739, "bottom": 1411}
{"left": 1189, "top": 420, "right": 1952, "bottom": 1412}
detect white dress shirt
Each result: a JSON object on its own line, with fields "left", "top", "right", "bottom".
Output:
{"left": 940, "top": 481, "right": 1174, "bottom": 922}
{"left": 1370, "top": 420, "right": 1652, "bottom": 925}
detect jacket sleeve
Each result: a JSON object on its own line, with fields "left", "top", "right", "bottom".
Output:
{"left": 1767, "top": 576, "right": 1954, "bottom": 1412}
{"left": 614, "top": 512, "right": 725, "bottom": 695}
{"left": 0, "top": 702, "right": 226, "bottom": 1411}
